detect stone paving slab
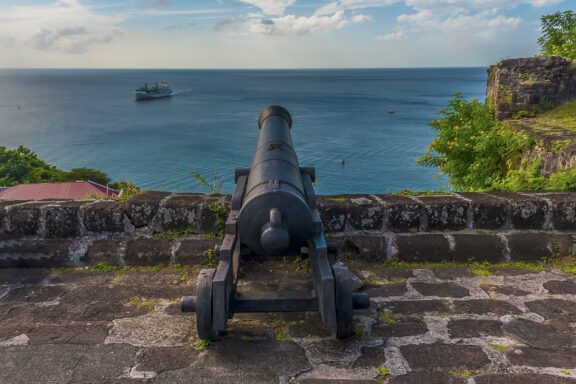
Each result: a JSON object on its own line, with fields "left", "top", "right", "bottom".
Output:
{"left": 1, "top": 262, "right": 576, "bottom": 383}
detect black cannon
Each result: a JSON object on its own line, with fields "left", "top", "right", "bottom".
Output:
{"left": 181, "top": 106, "right": 369, "bottom": 340}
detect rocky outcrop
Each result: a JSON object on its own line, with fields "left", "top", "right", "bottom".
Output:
{"left": 487, "top": 56, "right": 576, "bottom": 120}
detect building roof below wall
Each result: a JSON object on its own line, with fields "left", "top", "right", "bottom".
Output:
{"left": 0, "top": 181, "right": 119, "bottom": 201}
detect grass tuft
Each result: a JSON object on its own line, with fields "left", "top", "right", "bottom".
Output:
{"left": 193, "top": 339, "right": 212, "bottom": 351}
{"left": 375, "top": 367, "right": 391, "bottom": 381}
{"left": 490, "top": 344, "right": 511, "bottom": 353}
{"left": 378, "top": 311, "right": 396, "bottom": 325}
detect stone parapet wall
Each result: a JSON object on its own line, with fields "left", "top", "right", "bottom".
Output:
{"left": 1, "top": 192, "right": 576, "bottom": 267}
{"left": 486, "top": 56, "right": 576, "bottom": 120}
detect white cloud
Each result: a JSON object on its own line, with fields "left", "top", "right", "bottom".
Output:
{"left": 239, "top": 0, "right": 296, "bottom": 16}
{"left": 0, "top": 0, "right": 125, "bottom": 54}
{"left": 376, "top": 30, "right": 407, "bottom": 41}
{"left": 315, "top": 0, "right": 399, "bottom": 16}
{"left": 396, "top": 1, "right": 528, "bottom": 38}
{"left": 244, "top": 11, "right": 370, "bottom": 35}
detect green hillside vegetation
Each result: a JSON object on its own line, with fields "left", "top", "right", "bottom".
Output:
{"left": 529, "top": 100, "right": 576, "bottom": 131}
{"left": 0, "top": 145, "right": 124, "bottom": 189}
{"left": 418, "top": 96, "right": 576, "bottom": 192}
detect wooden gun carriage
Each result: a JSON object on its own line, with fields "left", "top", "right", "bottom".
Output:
{"left": 181, "top": 106, "right": 369, "bottom": 340}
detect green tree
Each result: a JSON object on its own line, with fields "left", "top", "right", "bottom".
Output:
{"left": 538, "top": 10, "right": 576, "bottom": 60}
{"left": 417, "top": 94, "right": 533, "bottom": 191}
{"left": 0, "top": 145, "right": 64, "bottom": 186}
{"left": 61, "top": 167, "right": 111, "bottom": 185}
{"left": 0, "top": 145, "right": 120, "bottom": 188}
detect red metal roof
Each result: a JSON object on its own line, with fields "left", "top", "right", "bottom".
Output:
{"left": 0, "top": 181, "right": 119, "bottom": 201}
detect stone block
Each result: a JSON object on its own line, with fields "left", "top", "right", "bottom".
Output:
{"left": 475, "top": 374, "right": 576, "bottom": 384}
{"left": 490, "top": 192, "right": 547, "bottom": 229}
{"left": 0, "top": 201, "right": 16, "bottom": 238}
{"left": 347, "top": 195, "right": 384, "bottom": 231}
{"left": 317, "top": 196, "right": 348, "bottom": 232}
{"left": 507, "top": 233, "right": 553, "bottom": 261}
{"left": 379, "top": 195, "right": 421, "bottom": 233}
{"left": 372, "top": 318, "right": 428, "bottom": 338}
{"left": 452, "top": 299, "right": 521, "bottom": 315}
{"left": 507, "top": 346, "right": 576, "bottom": 368}
{"left": 452, "top": 234, "right": 506, "bottom": 262}
{"left": 81, "top": 239, "right": 123, "bottom": 265}
{"left": 352, "top": 346, "right": 386, "bottom": 368}
{"left": 410, "top": 282, "right": 470, "bottom": 298}
{"left": 390, "top": 373, "right": 464, "bottom": 384}
{"left": 396, "top": 234, "right": 451, "bottom": 262}
{"left": 448, "top": 319, "right": 504, "bottom": 338}
{"left": 153, "top": 194, "right": 216, "bottom": 233}
{"left": 175, "top": 238, "right": 219, "bottom": 265}
{"left": 544, "top": 280, "right": 576, "bottom": 295}
{"left": 551, "top": 233, "right": 575, "bottom": 257}
{"left": 125, "top": 191, "right": 171, "bottom": 227}
{"left": 431, "top": 266, "right": 475, "bottom": 279}
{"left": 383, "top": 300, "right": 450, "bottom": 315}
{"left": 124, "top": 238, "right": 173, "bottom": 265}
{"left": 331, "top": 235, "right": 387, "bottom": 262}
{"left": 0, "top": 239, "right": 72, "bottom": 267}
{"left": 418, "top": 195, "right": 468, "bottom": 231}
{"left": 366, "top": 283, "right": 407, "bottom": 297}
{"left": 83, "top": 201, "right": 124, "bottom": 233}
{"left": 44, "top": 201, "right": 83, "bottom": 238}
{"left": 5, "top": 202, "right": 45, "bottom": 236}
{"left": 525, "top": 299, "right": 576, "bottom": 320}
{"left": 503, "top": 319, "right": 576, "bottom": 349}
{"left": 458, "top": 192, "right": 508, "bottom": 229}
{"left": 400, "top": 344, "right": 490, "bottom": 371}
{"left": 538, "top": 193, "right": 576, "bottom": 230}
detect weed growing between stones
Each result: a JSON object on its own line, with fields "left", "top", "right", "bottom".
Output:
{"left": 151, "top": 230, "right": 190, "bottom": 240}
{"left": 353, "top": 327, "right": 366, "bottom": 337}
{"left": 52, "top": 262, "right": 197, "bottom": 284}
{"left": 208, "top": 202, "right": 227, "bottom": 239}
{"left": 127, "top": 297, "right": 161, "bottom": 312}
{"left": 378, "top": 311, "right": 396, "bottom": 325}
{"left": 490, "top": 344, "right": 511, "bottom": 353}
{"left": 193, "top": 339, "right": 212, "bottom": 351}
{"left": 323, "top": 196, "right": 348, "bottom": 203}
{"left": 375, "top": 367, "right": 391, "bottom": 381}
{"left": 91, "top": 261, "right": 118, "bottom": 272}
{"left": 274, "top": 322, "right": 290, "bottom": 341}
{"left": 560, "top": 369, "right": 572, "bottom": 376}
{"left": 202, "top": 248, "right": 218, "bottom": 267}
{"left": 450, "top": 369, "right": 481, "bottom": 378}
{"left": 117, "top": 183, "right": 143, "bottom": 203}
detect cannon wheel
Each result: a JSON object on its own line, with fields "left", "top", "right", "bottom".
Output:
{"left": 333, "top": 264, "right": 353, "bottom": 339}
{"left": 196, "top": 268, "right": 216, "bottom": 340}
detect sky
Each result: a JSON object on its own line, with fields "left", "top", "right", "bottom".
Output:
{"left": 0, "top": 0, "right": 571, "bottom": 68}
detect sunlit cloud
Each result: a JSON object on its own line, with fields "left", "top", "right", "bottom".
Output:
{"left": 0, "top": 0, "right": 125, "bottom": 54}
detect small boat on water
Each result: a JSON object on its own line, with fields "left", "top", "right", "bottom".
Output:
{"left": 134, "top": 81, "right": 173, "bottom": 101}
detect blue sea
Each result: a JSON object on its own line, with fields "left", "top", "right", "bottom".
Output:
{"left": 0, "top": 68, "right": 486, "bottom": 194}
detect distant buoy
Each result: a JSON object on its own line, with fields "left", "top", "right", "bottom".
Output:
{"left": 388, "top": 109, "right": 395, "bottom": 114}
{"left": 341, "top": 158, "right": 346, "bottom": 165}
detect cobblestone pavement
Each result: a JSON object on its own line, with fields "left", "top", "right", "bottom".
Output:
{"left": 1, "top": 261, "right": 576, "bottom": 383}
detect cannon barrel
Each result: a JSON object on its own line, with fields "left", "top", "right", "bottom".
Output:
{"left": 238, "top": 106, "right": 313, "bottom": 256}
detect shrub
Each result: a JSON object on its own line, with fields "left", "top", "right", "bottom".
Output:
{"left": 417, "top": 94, "right": 533, "bottom": 191}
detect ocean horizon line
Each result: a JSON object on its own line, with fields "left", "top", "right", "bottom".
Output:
{"left": 0, "top": 66, "right": 488, "bottom": 71}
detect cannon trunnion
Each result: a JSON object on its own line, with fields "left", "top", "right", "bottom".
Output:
{"left": 181, "top": 106, "right": 369, "bottom": 340}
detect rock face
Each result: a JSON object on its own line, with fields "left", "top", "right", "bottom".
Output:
{"left": 487, "top": 56, "right": 576, "bottom": 120}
